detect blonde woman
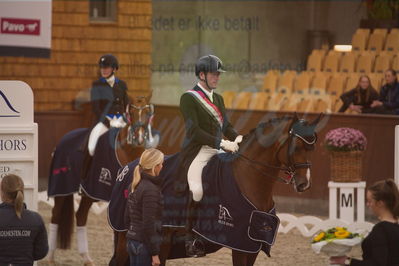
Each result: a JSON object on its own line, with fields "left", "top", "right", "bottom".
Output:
{"left": 124, "top": 148, "right": 164, "bottom": 266}
{"left": 0, "top": 174, "right": 48, "bottom": 265}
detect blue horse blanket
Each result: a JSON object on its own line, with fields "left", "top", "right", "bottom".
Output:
{"left": 108, "top": 152, "right": 279, "bottom": 257}
{"left": 48, "top": 128, "right": 121, "bottom": 202}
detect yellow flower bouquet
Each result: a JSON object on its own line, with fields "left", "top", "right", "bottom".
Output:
{"left": 311, "top": 227, "right": 363, "bottom": 257}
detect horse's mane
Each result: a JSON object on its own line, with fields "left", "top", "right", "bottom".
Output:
{"left": 244, "top": 116, "right": 293, "bottom": 140}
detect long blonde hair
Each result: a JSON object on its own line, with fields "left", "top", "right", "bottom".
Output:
{"left": 1, "top": 174, "right": 25, "bottom": 219}
{"left": 131, "top": 148, "right": 164, "bottom": 192}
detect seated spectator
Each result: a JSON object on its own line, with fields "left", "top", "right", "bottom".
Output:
{"left": 338, "top": 75, "right": 379, "bottom": 114}
{"left": 0, "top": 174, "right": 48, "bottom": 265}
{"left": 370, "top": 69, "right": 399, "bottom": 114}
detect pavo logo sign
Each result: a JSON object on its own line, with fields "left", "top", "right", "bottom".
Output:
{"left": 0, "top": 90, "right": 20, "bottom": 117}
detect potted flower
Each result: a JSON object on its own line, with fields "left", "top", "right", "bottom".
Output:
{"left": 325, "top": 127, "right": 367, "bottom": 182}
{"left": 311, "top": 227, "right": 363, "bottom": 264}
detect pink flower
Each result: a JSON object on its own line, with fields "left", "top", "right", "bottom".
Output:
{"left": 325, "top": 127, "right": 367, "bottom": 152}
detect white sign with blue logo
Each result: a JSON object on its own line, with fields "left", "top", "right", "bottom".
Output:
{"left": 0, "top": 81, "right": 38, "bottom": 211}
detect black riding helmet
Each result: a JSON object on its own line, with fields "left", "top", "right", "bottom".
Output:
{"left": 99, "top": 54, "right": 119, "bottom": 70}
{"left": 195, "top": 55, "right": 226, "bottom": 78}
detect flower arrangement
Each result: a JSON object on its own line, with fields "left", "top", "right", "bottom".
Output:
{"left": 311, "top": 227, "right": 363, "bottom": 257}
{"left": 324, "top": 127, "right": 367, "bottom": 152}
{"left": 312, "top": 227, "right": 359, "bottom": 243}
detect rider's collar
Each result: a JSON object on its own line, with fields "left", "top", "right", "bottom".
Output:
{"left": 106, "top": 75, "right": 115, "bottom": 87}
{"left": 197, "top": 82, "right": 213, "bottom": 102}
{"left": 99, "top": 76, "right": 119, "bottom": 85}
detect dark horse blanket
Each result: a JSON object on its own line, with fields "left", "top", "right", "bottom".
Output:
{"left": 108, "top": 152, "right": 279, "bottom": 257}
{"left": 48, "top": 128, "right": 121, "bottom": 201}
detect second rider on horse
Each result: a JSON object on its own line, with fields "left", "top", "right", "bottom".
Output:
{"left": 179, "top": 55, "right": 242, "bottom": 257}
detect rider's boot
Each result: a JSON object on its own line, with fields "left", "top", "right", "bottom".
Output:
{"left": 184, "top": 192, "right": 205, "bottom": 258}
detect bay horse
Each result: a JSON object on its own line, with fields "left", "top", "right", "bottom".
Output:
{"left": 47, "top": 95, "right": 156, "bottom": 265}
{"left": 108, "top": 113, "right": 321, "bottom": 266}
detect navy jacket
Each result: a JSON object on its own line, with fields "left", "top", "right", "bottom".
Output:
{"left": 90, "top": 77, "right": 129, "bottom": 124}
{"left": 124, "top": 173, "right": 163, "bottom": 256}
{"left": 379, "top": 82, "right": 399, "bottom": 114}
{"left": 350, "top": 221, "right": 399, "bottom": 266}
{"left": 0, "top": 203, "right": 48, "bottom": 265}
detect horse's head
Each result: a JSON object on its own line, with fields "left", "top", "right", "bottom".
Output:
{"left": 240, "top": 113, "right": 320, "bottom": 193}
{"left": 124, "top": 93, "right": 159, "bottom": 148}
{"left": 276, "top": 113, "right": 320, "bottom": 192}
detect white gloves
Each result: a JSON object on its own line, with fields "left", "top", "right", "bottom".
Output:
{"left": 107, "top": 115, "right": 127, "bottom": 128}
{"left": 220, "top": 139, "right": 239, "bottom": 153}
{"left": 234, "top": 135, "right": 243, "bottom": 144}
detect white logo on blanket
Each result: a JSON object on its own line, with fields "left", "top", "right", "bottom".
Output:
{"left": 116, "top": 165, "right": 129, "bottom": 182}
{"left": 99, "top": 168, "right": 112, "bottom": 186}
{"left": 218, "top": 204, "right": 234, "bottom": 227}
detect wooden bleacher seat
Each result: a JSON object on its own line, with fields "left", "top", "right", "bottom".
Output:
{"left": 392, "top": 54, "right": 399, "bottom": 72}
{"left": 307, "top": 51, "right": 324, "bottom": 71}
{"left": 340, "top": 52, "right": 357, "bottom": 73}
{"left": 293, "top": 71, "right": 312, "bottom": 95}
{"left": 355, "top": 28, "right": 371, "bottom": 37}
{"left": 261, "top": 70, "right": 279, "bottom": 93}
{"left": 248, "top": 92, "right": 270, "bottom": 110}
{"left": 323, "top": 52, "right": 341, "bottom": 72}
{"left": 268, "top": 94, "right": 289, "bottom": 111}
{"left": 232, "top": 91, "right": 252, "bottom": 110}
{"left": 327, "top": 73, "right": 346, "bottom": 96}
{"left": 373, "top": 28, "right": 388, "bottom": 38}
{"left": 385, "top": 32, "right": 399, "bottom": 53}
{"left": 310, "top": 72, "right": 329, "bottom": 95}
{"left": 374, "top": 52, "right": 392, "bottom": 73}
{"left": 352, "top": 33, "right": 368, "bottom": 51}
{"left": 356, "top": 51, "right": 374, "bottom": 73}
{"left": 276, "top": 70, "right": 296, "bottom": 94}
{"left": 222, "top": 91, "right": 237, "bottom": 109}
{"left": 368, "top": 73, "right": 382, "bottom": 91}
{"left": 313, "top": 96, "right": 332, "bottom": 113}
{"left": 367, "top": 33, "right": 385, "bottom": 51}
{"left": 345, "top": 73, "right": 360, "bottom": 91}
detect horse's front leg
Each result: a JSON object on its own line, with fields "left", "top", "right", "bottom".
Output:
{"left": 159, "top": 228, "right": 174, "bottom": 266}
{"left": 76, "top": 195, "right": 95, "bottom": 264}
{"left": 232, "top": 250, "right": 259, "bottom": 266}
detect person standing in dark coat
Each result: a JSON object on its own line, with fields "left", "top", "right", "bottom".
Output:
{"left": 338, "top": 75, "right": 379, "bottom": 114}
{"left": 178, "top": 55, "right": 242, "bottom": 257}
{"left": 332, "top": 179, "right": 399, "bottom": 266}
{"left": 124, "top": 148, "right": 165, "bottom": 266}
{"left": 0, "top": 174, "right": 48, "bottom": 265}
{"left": 370, "top": 69, "right": 399, "bottom": 115}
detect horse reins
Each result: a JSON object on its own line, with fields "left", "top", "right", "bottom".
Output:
{"left": 238, "top": 127, "right": 317, "bottom": 184}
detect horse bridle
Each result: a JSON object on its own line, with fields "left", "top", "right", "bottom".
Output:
{"left": 127, "top": 103, "right": 154, "bottom": 145}
{"left": 239, "top": 125, "right": 317, "bottom": 184}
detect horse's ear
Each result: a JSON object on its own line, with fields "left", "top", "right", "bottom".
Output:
{"left": 310, "top": 113, "right": 323, "bottom": 125}
{"left": 145, "top": 90, "right": 153, "bottom": 103}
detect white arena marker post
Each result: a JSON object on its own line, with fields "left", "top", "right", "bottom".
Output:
{"left": 0, "top": 81, "right": 38, "bottom": 211}
{"left": 395, "top": 125, "right": 399, "bottom": 186}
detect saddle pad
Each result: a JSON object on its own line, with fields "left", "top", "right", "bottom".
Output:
{"left": 193, "top": 153, "right": 278, "bottom": 256}
{"left": 81, "top": 128, "right": 121, "bottom": 201}
{"left": 47, "top": 128, "right": 88, "bottom": 197}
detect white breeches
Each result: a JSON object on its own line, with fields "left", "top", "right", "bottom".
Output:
{"left": 188, "top": 145, "right": 224, "bottom": 202}
{"left": 88, "top": 122, "right": 109, "bottom": 156}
